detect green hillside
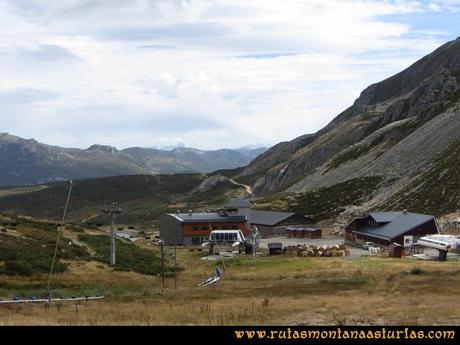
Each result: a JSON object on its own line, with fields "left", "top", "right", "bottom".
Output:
{"left": 0, "top": 216, "right": 89, "bottom": 276}
{"left": 384, "top": 139, "right": 460, "bottom": 216}
{"left": 0, "top": 173, "right": 245, "bottom": 225}
{"left": 253, "top": 176, "right": 383, "bottom": 220}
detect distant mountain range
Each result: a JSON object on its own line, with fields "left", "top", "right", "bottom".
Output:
{"left": 0, "top": 133, "right": 266, "bottom": 186}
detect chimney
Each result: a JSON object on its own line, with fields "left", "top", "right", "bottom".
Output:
{"left": 188, "top": 209, "right": 193, "bottom": 216}
{"left": 403, "top": 209, "right": 408, "bottom": 215}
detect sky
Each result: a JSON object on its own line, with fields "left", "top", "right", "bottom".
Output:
{"left": 0, "top": 0, "right": 459, "bottom": 150}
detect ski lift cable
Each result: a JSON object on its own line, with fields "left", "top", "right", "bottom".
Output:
{"left": 0, "top": 180, "right": 105, "bottom": 306}
{"left": 46, "top": 180, "right": 73, "bottom": 300}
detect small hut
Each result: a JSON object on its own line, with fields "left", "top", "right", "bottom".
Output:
{"left": 389, "top": 243, "right": 405, "bottom": 258}
{"left": 268, "top": 243, "right": 283, "bottom": 256}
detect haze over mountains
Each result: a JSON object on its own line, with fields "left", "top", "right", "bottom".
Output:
{"left": 0, "top": 133, "right": 266, "bottom": 186}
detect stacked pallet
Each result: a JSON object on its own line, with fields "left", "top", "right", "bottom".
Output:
{"left": 284, "top": 244, "right": 350, "bottom": 257}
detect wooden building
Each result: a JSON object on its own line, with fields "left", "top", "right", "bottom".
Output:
{"left": 268, "top": 243, "right": 283, "bottom": 255}
{"left": 345, "top": 211, "right": 439, "bottom": 247}
{"left": 286, "top": 227, "right": 322, "bottom": 239}
{"left": 248, "top": 210, "right": 315, "bottom": 237}
{"left": 389, "top": 243, "right": 405, "bottom": 258}
{"left": 160, "top": 197, "right": 316, "bottom": 246}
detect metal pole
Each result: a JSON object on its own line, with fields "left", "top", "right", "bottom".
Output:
{"left": 100, "top": 202, "right": 121, "bottom": 267}
{"left": 110, "top": 210, "right": 116, "bottom": 266}
{"left": 251, "top": 225, "right": 259, "bottom": 260}
{"left": 174, "top": 245, "right": 177, "bottom": 291}
{"left": 160, "top": 240, "right": 165, "bottom": 289}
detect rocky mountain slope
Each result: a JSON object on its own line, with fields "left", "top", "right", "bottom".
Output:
{"left": 237, "top": 37, "right": 460, "bottom": 216}
{"left": 0, "top": 133, "right": 266, "bottom": 186}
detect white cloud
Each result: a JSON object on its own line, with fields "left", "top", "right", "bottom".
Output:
{"left": 0, "top": 0, "right": 456, "bottom": 149}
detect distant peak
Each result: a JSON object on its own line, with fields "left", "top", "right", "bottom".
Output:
{"left": 87, "top": 144, "right": 116, "bottom": 150}
{"left": 86, "top": 144, "right": 119, "bottom": 154}
{"left": 0, "top": 132, "right": 37, "bottom": 144}
{"left": 0, "top": 132, "right": 16, "bottom": 139}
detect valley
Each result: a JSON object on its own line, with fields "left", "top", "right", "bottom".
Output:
{"left": 1, "top": 36, "right": 460, "bottom": 328}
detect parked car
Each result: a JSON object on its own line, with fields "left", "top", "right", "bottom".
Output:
{"left": 362, "top": 242, "right": 374, "bottom": 250}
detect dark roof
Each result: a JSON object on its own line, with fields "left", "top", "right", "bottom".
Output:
{"left": 226, "top": 197, "right": 251, "bottom": 208}
{"left": 369, "top": 212, "right": 401, "bottom": 223}
{"left": 250, "top": 210, "right": 300, "bottom": 226}
{"left": 168, "top": 212, "right": 246, "bottom": 223}
{"left": 351, "top": 212, "right": 436, "bottom": 241}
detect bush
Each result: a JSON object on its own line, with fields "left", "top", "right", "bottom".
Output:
{"left": 67, "top": 225, "right": 84, "bottom": 233}
{"left": 0, "top": 221, "right": 87, "bottom": 276}
{"left": 410, "top": 267, "right": 424, "bottom": 275}
{"left": 78, "top": 234, "right": 167, "bottom": 275}
{"left": 4, "top": 260, "right": 33, "bottom": 276}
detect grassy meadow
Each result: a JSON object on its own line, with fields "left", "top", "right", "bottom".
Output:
{"left": 1, "top": 242, "right": 460, "bottom": 325}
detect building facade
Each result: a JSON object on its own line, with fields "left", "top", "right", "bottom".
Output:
{"left": 159, "top": 211, "right": 247, "bottom": 245}
{"left": 225, "top": 198, "right": 315, "bottom": 237}
{"left": 160, "top": 197, "right": 316, "bottom": 245}
{"left": 345, "top": 211, "right": 439, "bottom": 247}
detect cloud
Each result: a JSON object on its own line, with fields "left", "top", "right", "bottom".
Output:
{"left": 0, "top": 0, "right": 458, "bottom": 150}
{"left": 0, "top": 87, "right": 59, "bottom": 104}
{"left": 100, "top": 22, "right": 231, "bottom": 41}
{"left": 234, "top": 53, "right": 299, "bottom": 59}
{"left": 7, "top": 44, "right": 81, "bottom": 63}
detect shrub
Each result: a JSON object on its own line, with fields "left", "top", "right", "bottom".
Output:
{"left": 78, "top": 234, "right": 169, "bottom": 275}
{"left": 67, "top": 225, "right": 84, "bottom": 233}
{"left": 0, "top": 221, "right": 88, "bottom": 276}
{"left": 4, "top": 260, "right": 33, "bottom": 276}
{"left": 410, "top": 267, "right": 424, "bottom": 275}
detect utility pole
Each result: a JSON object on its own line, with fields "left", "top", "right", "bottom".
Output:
{"left": 174, "top": 245, "right": 177, "bottom": 291}
{"left": 251, "top": 225, "right": 260, "bottom": 260}
{"left": 100, "top": 202, "right": 122, "bottom": 266}
{"left": 159, "top": 239, "right": 165, "bottom": 289}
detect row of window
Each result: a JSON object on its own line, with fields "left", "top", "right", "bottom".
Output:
{"left": 210, "top": 232, "right": 240, "bottom": 242}
{"left": 192, "top": 225, "right": 239, "bottom": 231}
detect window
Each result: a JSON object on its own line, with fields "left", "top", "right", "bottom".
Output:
{"left": 193, "top": 226, "right": 199, "bottom": 231}
{"left": 202, "top": 226, "right": 208, "bottom": 231}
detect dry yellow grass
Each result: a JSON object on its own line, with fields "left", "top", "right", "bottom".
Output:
{"left": 1, "top": 248, "right": 460, "bottom": 325}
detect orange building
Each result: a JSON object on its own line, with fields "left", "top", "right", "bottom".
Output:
{"left": 159, "top": 210, "right": 247, "bottom": 245}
